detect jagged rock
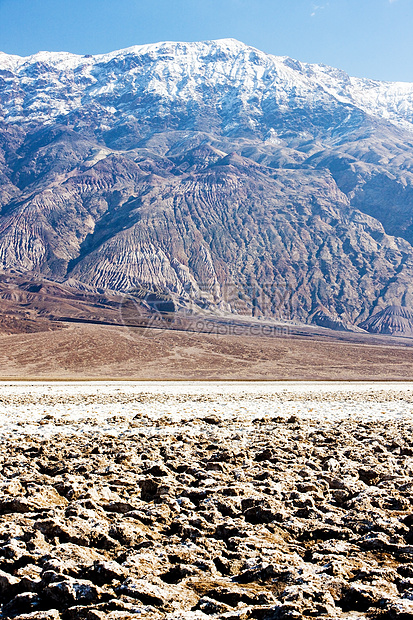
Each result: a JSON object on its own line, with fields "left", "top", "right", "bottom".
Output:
{"left": 43, "top": 578, "right": 104, "bottom": 607}
{"left": 0, "top": 568, "right": 20, "bottom": 596}
{"left": 2, "top": 592, "right": 43, "bottom": 617}
{"left": 0, "top": 487, "right": 67, "bottom": 514}
{"left": 389, "top": 599, "right": 413, "bottom": 619}
{"left": 13, "top": 612, "right": 60, "bottom": 620}
{"left": 84, "top": 560, "right": 127, "bottom": 586}
{"left": 1, "top": 389, "right": 413, "bottom": 618}
{"left": 115, "top": 577, "right": 197, "bottom": 611}
{"left": 196, "top": 596, "right": 233, "bottom": 614}
{"left": 61, "top": 607, "right": 108, "bottom": 620}
{"left": 34, "top": 518, "right": 91, "bottom": 547}
{"left": 340, "top": 581, "right": 398, "bottom": 611}
{"left": 39, "top": 544, "right": 108, "bottom": 578}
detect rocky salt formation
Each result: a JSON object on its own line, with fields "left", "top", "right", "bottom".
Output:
{"left": 0, "top": 405, "right": 413, "bottom": 618}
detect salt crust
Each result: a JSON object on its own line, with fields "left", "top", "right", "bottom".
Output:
{"left": 1, "top": 381, "right": 412, "bottom": 439}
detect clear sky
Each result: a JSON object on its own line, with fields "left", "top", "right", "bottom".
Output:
{"left": 0, "top": 0, "right": 412, "bottom": 82}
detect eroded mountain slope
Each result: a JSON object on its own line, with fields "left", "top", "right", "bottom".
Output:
{"left": 1, "top": 39, "right": 413, "bottom": 327}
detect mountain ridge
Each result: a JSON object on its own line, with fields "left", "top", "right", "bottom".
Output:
{"left": 1, "top": 38, "right": 413, "bottom": 131}
{"left": 1, "top": 39, "right": 413, "bottom": 333}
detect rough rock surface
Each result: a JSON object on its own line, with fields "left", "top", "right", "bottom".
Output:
{"left": 1, "top": 388, "right": 413, "bottom": 618}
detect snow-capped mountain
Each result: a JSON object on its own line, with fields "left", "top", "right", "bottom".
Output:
{"left": 1, "top": 39, "right": 413, "bottom": 131}
{"left": 1, "top": 39, "right": 413, "bottom": 331}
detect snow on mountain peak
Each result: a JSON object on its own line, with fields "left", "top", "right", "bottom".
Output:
{"left": 0, "top": 39, "right": 413, "bottom": 131}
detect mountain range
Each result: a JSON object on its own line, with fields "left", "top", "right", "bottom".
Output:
{"left": 1, "top": 39, "right": 413, "bottom": 333}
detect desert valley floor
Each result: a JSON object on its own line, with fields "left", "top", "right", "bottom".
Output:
{"left": 1, "top": 322, "right": 413, "bottom": 380}
{"left": 0, "top": 381, "right": 413, "bottom": 619}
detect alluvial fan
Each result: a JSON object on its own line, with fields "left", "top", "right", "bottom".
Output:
{"left": 359, "top": 305, "right": 413, "bottom": 336}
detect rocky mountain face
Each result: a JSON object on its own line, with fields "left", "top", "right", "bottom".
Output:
{"left": 1, "top": 39, "right": 413, "bottom": 330}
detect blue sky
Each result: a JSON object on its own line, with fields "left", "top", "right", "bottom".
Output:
{"left": 0, "top": 0, "right": 412, "bottom": 82}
